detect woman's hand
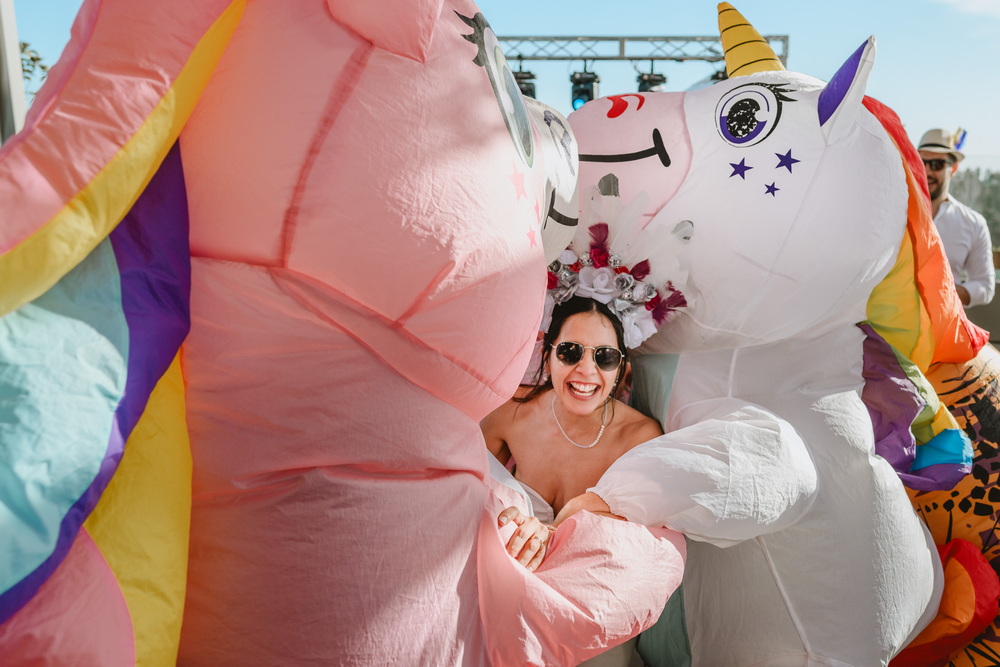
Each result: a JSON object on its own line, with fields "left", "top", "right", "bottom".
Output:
{"left": 551, "top": 491, "right": 625, "bottom": 527}
{"left": 498, "top": 506, "right": 553, "bottom": 572}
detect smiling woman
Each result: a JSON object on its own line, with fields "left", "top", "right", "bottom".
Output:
{"left": 479, "top": 177, "right": 687, "bottom": 562}
{"left": 480, "top": 195, "right": 685, "bottom": 665}
{"left": 481, "top": 295, "right": 665, "bottom": 667}
{"left": 482, "top": 295, "right": 661, "bottom": 541}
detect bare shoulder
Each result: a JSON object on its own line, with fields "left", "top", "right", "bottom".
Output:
{"left": 481, "top": 398, "right": 518, "bottom": 464}
{"left": 481, "top": 389, "right": 544, "bottom": 436}
{"left": 481, "top": 390, "right": 549, "bottom": 464}
{"left": 612, "top": 400, "right": 665, "bottom": 449}
{"left": 480, "top": 397, "right": 520, "bottom": 434}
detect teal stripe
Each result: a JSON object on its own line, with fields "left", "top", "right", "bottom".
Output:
{"left": 0, "top": 238, "right": 128, "bottom": 594}
{"left": 912, "top": 428, "right": 973, "bottom": 470}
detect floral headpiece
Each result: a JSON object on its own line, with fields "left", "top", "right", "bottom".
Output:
{"left": 545, "top": 221, "right": 686, "bottom": 349}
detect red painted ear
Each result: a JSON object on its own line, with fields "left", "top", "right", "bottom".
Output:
{"left": 326, "top": 0, "right": 444, "bottom": 62}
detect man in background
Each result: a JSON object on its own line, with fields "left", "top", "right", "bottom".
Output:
{"left": 919, "top": 128, "right": 995, "bottom": 307}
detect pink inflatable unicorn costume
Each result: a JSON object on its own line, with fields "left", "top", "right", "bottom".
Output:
{"left": 0, "top": 0, "right": 685, "bottom": 663}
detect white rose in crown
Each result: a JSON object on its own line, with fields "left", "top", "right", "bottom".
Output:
{"left": 558, "top": 249, "right": 578, "bottom": 265}
{"left": 577, "top": 266, "right": 619, "bottom": 303}
{"left": 620, "top": 308, "right": 659, "bottom": 349}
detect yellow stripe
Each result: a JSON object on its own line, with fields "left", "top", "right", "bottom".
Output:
{"left": 85, "top": 357, "right": 192, "bottom": 667}
{"left": 868, "top": 230, "right": 962, "bottom": 445}
{"left": 928, "top": 403, "right": 961, "bottom": 438}
{"left": 0, "top": 0, "right": 245, "bottom": 317}
{"left": 900, "top": 350, "right": 960, "bottom": 445}
{"left": 866, "top": 221, "right": 957, "bottom": 446}
{"left": 867, "top": 230, "right": 935, "bottom": 369}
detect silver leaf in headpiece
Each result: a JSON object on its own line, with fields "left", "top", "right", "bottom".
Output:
{"left": 613, "top": 272, "right": 635, "bottom": 293}
{"left": 612, "top": 298, "right": 636, "bottom": 315}
{"left": 551, "top": 273, "right": 579, "bottom": 304}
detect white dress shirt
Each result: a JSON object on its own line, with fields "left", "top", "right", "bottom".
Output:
{"left": 934, "top": 196, "right": 995, "bottom": 307}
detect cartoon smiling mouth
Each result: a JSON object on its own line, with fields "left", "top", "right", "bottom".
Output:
{"left": 579, "top": 128, "right": 671, "bottom": 167}
{"left": 544, "top": 189, "right": 579, "bottom": 229}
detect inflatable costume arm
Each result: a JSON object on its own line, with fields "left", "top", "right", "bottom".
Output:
{"left": 593, "top": 397, "right": 818, "bottom": 547}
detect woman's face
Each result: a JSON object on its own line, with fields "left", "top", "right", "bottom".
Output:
{"left": 548, "top": 311, "right": 622, "bottom": 417}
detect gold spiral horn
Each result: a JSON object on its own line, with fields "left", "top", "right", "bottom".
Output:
{"left": 718, "top": 3, "right": 784, "bottom": 77}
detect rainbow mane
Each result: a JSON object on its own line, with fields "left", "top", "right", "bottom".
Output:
{"left": 862, "top": 96, "right": 987, "bottom": 490}
{"left": 0, "top": 3, "right": 244, "bottom": 660}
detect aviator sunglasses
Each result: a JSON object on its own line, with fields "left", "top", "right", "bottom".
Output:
{"left": 922, "top": 158, "right": 953, "bottom": 172}
{"left": 551, "top": 342, "right": 623, "bottom": 372}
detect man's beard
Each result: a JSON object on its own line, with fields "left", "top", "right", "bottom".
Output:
{"left": 928, "top": 180, "right": 943, "bottom": 201}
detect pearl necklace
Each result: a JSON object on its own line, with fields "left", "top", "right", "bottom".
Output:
{"left": 551, "top": 394, "right": 609, "bottom": 449}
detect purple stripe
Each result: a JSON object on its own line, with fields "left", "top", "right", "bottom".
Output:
{"left": 859, "top": 323, "right": 923, "bottom": 472}
{"left": 111, "top": 142, "right": 192, "bottom": 436}
{"left": 899, "top": 462, "right": 973, "bottom": 492}
{"left": 859, "top": 323, "right": 971, "bottom": 491}
{"left": 0, "top": 142, "right": 190, "bottom": 623}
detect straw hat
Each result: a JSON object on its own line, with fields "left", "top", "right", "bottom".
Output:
{"left": 918, "top": 128, "right": 965, "bottom": 163}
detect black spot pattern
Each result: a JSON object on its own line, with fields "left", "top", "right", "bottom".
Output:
{"left": 726, "top": 99, "right": 760, "bottom": 140}
{"left": 916, "top": 350, "right": 1000, "bottom": 665}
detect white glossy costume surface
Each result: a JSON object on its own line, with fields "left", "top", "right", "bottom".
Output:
{"left": 570, "top": 30, "right": 942, "bottom": 666}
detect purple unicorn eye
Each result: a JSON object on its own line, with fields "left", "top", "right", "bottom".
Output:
{"left": 715, "top": 84, "right": 783, "bottom": 147}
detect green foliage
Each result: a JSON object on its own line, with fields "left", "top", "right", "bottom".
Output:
{"left": 952, "top": 168, "right": 1000, "bottom": 248}
{"left": 19, "top": 41, "right": 48, "bottom": 97}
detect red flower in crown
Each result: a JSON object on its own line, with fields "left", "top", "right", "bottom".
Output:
{"left": 647, "top": 284, "right": 687, "bottom": 325}
{"left": 630, "top": 260, "right": 651, "bottom": 281}
{"left": 547, "top": 271, "right": 559, "bottom": 289}
{"left": 588, "top": 222, "right": 611, "bottom": 269}
{"left": 645, "top": 293, "right": 661, "bottom": 312}
{"left": 589, "top": 222, "right": 610, "bottom": 249}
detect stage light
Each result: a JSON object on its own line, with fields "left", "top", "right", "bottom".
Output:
{"left": 637, "top": 72, "right": 667, "bottom": 92}
{"left": 687, "top": 68, "right": 729, "bottom": 91}
{"left": 514, "top": 70, "right": 536, "bottom": 99}
{"left": 570, "top": 71, "right": 599, "bottom": 110}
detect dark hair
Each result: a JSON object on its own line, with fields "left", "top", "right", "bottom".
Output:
{"left": 516, "top": 296, "right": 629, "bottom": 405}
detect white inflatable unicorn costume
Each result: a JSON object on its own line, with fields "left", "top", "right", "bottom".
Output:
{"left": 569, "top": 4, "right": 948, "bottom": 664}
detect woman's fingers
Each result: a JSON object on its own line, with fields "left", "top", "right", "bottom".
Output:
{"left": 497, "top": 505, "right": 524, "bottom": 527}
{"left": 524, "top": 538, "right": 547, "bottom": 572}
{"left": 510, "top": 530, "right": 542, "bottom": 562}
{"left": 498, "top": 506, "right": 552, "bottom": 570}
{"left": 521, "top": 534, "right": 546, "bottom": 570}
{"left": 507, "top": 525, "right": 533, "bottom": 557}
{"left": 511, "top": 528, "right": 547, "bottom": 567}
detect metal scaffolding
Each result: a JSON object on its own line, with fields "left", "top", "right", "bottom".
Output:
{"left": 498, "top": 35, "right": 788, "bottom": 66}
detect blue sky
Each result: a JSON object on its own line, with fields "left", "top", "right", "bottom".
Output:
{"left": 13, "top": 0, "right": 1000, "bottom": 169}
